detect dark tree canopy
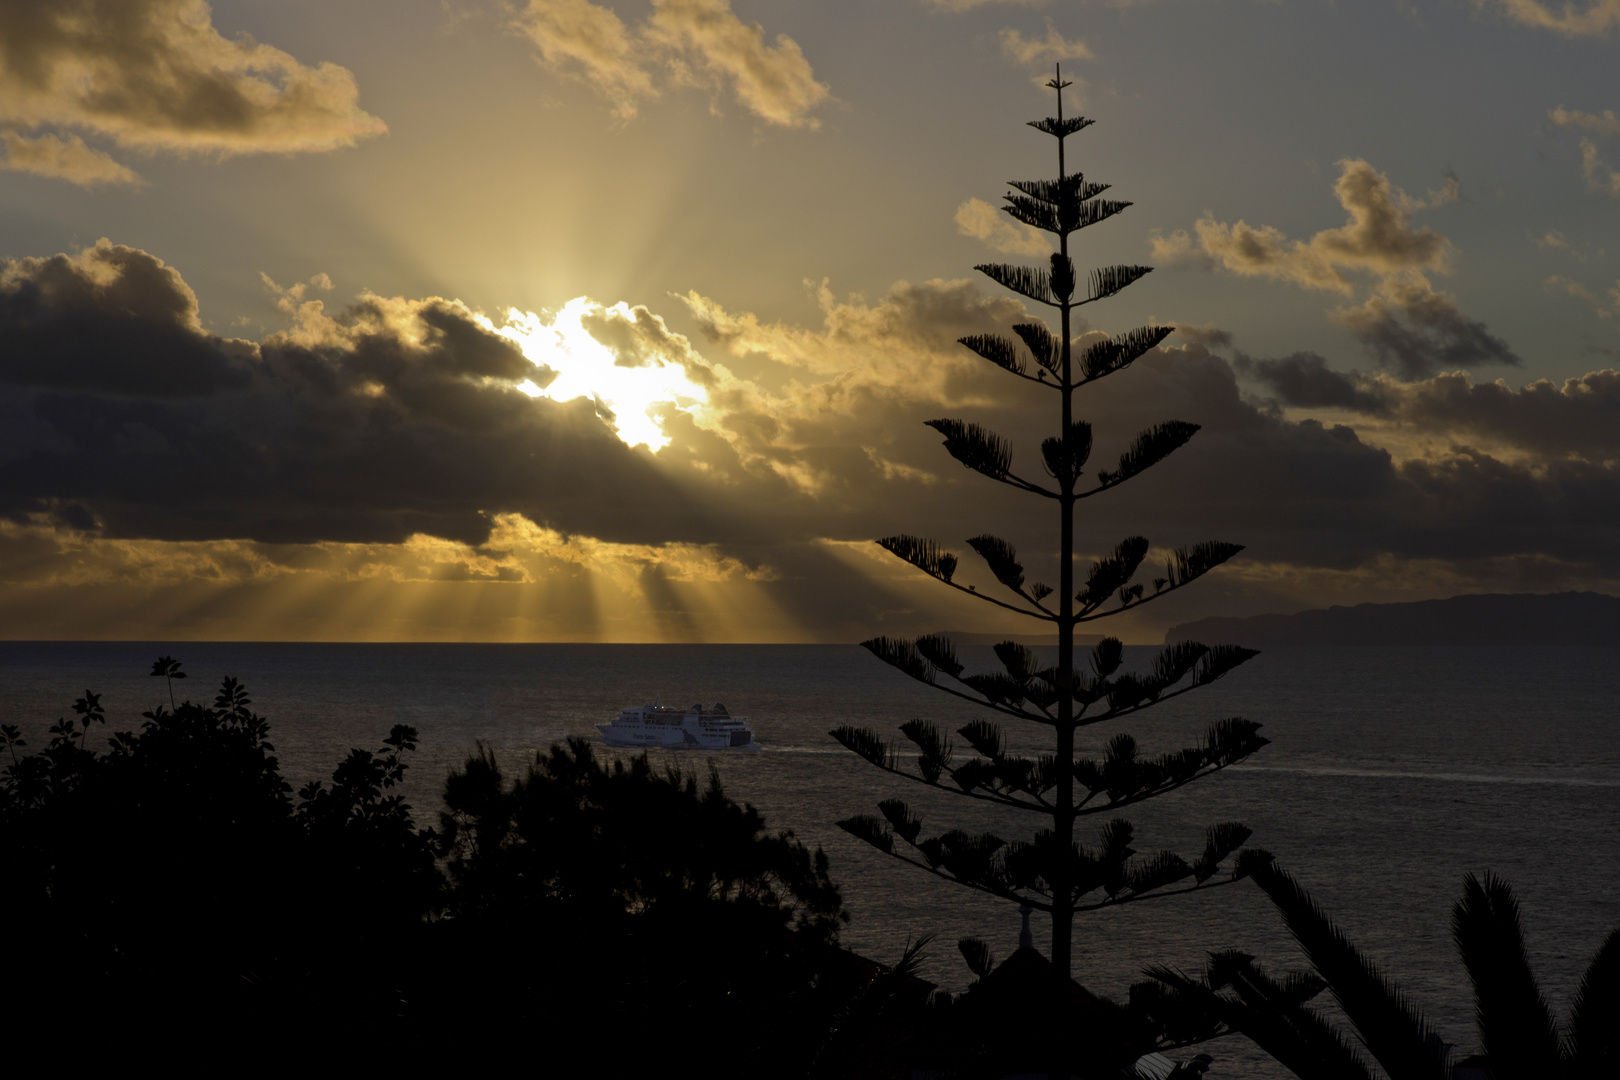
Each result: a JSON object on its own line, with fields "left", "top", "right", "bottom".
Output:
{"left": 0, "top": 662, "right": 869, "bottom": 1074}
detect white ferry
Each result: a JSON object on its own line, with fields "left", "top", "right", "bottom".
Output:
{"left": 598, "top": 702, "right": 762, "bottom": 750}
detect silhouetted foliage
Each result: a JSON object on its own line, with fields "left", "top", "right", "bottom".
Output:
{"left": 0, "top": 660, "right": 885, "bottom": 1074}
{"left": 420, "top": 738, "right": 859, "bottom": 1075}
{"left": 834, "top": 67, "right": 1264, "bottom": 986}
{"left": 0, "top": 660, "right": 439, "bottom": 1060}
{"left": 1141, "top": 853, "right": 1620, "bottom": 1079}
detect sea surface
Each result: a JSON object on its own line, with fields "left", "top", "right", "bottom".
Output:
{"left": 3, "top": 641, "right": 1617, "bottom": 1077}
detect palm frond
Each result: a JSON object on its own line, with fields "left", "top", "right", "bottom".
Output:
{"left": 837, "top": 814, "right": 895, "bottom": 854}
{"left": 1090, "top": 636, "right": 1124, "bottom": 679}
{"left": 992, "top": 640, "right": 1041, "bottom": 683}
{"left": 1170, "top": 540, "right": 1245, "bottom": 588}
{"left": 1453, "top": 872, "right": 1562, "bottom": 1076}
{"left": 1206, "top": 718, "right": 1268, "bottom": 766}
{"left": 959, "top": 936, "right": 996, "bottom": 979}
{"left": 1247, "top": 858, "right": 1451, "bottom": 1080}
{"left": 1086, "top": 264, "right": 1153, "bottom": 303}
{"left": 958, "top": 718, "right": 1005, "bottom": 761}
{"left": 1098, "top": 421, "right": 1200, "bottom": 486}
{"left": 1128, "top": 851, "right": 1194, "bottom": 894}
{"left": 915, "top": 633, "right": 965, "bottom": 678}
{"left": 1028, "top": 115, "right": 1094, "bottom": 138}
{"left": 967, "top": 533, "right": 1025, "bottom": 592}
{"left": 960, "top": 671, "right": 1027, "bottom": 707}
{"left": 1007, "top": 174, "right": 1106, "bottom": 207}
{"left": 1158, "top": 954, "right": 1377, "bottom": 1080}
{"left": 1567, "top": 926, "right": 1620, "bottom": 1067}
{"left": 1153, "top": 641, "right": 1210, "bottom": 688}
{"left": 1080, "top": 325, "right": 1175, "bottom": 382}
{"left": 878, "top": 798, "right": 924, "bottom": 844}
{"left": 860, "top": 636, "right": 933, "bottom": 684}
{"left": 958, "top": 333, "right": 1025, "bottom": 376}
{"left": 1077, "top": 536, "right": 1150, "bottom": 612}
{"left": 1197, "top": 644, "right": 1259, "bottom": 686}
{"left": 1074, "top": 198, "right": 1133, "bottom": 230}
{"left": 1041, "top": 421, "right": 1093, "bottom": 485}
{"left": 1043, "top": 417, "right": 1095, "bottom": 485}
{"left": 1193, "top": 821, "right": 1253, "bottom": 883}
{"left": 975, "top": 262, "right": 1054, "bottom": 305}
{"left": 894, "top": 722, "right": 952, "bottom": 780}
{"left": 1012, "top": 321, "right": 1058, "bottom": 375}
{"left": 1002, "top": 194, "right": 1062, "bottom": 234}
{"left": 925, "top": 419, "right": 1012, "bottom": 481}
{"left": 877, "top": 534, "right": 958, "bottom": 583}
{"left": 899, "top": 719, "right": 955, "bottom": 782}
{"left": 830, "top": 725, "right": 897, "bottom": 771}
{"left": 933, "top": 828, "right": 1008, "bottom": 886}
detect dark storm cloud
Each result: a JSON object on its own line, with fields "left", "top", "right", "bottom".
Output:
{"left": 1333, "top": 277, "right": 1523, "bottom": 379}
{"left": 1234, "top": 351, "right": 1392, "bottom": 413}
{"left": 5, "top": 241, "right": 1620, "bottom": 598}
{"left": 0, "top": 241, "right": 254, "bottom": 395}
{"left": 1392, "top": 368, "right": 1620, "bottom": 461}
{"left": 1023, "top": 344, "right": 1620, "bottom": 574}
{"left": 0, "top": 242, "right": 716, "bottom": 547}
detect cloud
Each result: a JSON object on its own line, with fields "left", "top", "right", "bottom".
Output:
{"left": 1551, "top": 106, "right": 1620, "bottom": 136}
{"left": 0, "top": 130, "right": 142, "bottom": 186}
{"left": 1545, "top": 273, "right": 1619, "bottom": 318}
{"left": 1241, "top": 356, "right": 1620, "bottom": 465}
{"left": 1480, "top": 0, "right": 1620, "bottom": 37}
{"left": 0, "top": 240, "right": 715, "bottom": 548}
{"left": 1330, "top": 275, "right": 1522, "bottom": 379}
{"left": 7, "top": 239, "right": 1620, "bottom": 640}
{"left": 1576, "top": 139, "right": 1620, "bottom": 196}
{"left": 955, "top": 197, "right": 1052, "bottom": 256}
{"left": 1388, "top": 368, "right": 1620, "bottom": 462}
{"left": 512, "top": 0, "right": 655, "bottom": 119}
{"left": 1534, "top": 228, "right": 1602, "bottom": 262}
{"left": 1158, "top": 159, "right": 1515, "bottom": 377}
{"left": 1151, "top": 159, "right": 1452, "bottom": 294}
{"left": 0, "top": 0, "right": 385, "bottom": 182}
{"left": 649, "top": 0, "right": 830, "bottom": 128}
{"left": 0, "top": 240, "right": 254, "bottom": 395}
{"left": 921, "top": 0, "right": 1041, "bottom": 11}
{"left": 1236, "top": 352, "right": 1393, "bottom": 414}
{"left": 1550, "top": 107, "right": 1620, "bottom": 196}
{"left": 1171, "top": 322, "right": 1233, "bottom": 348}
{"left": 999, "top": 24, "right": 1093, "bottom": 66}
{"left": 512, "top": 0, "right": 829, "bottom": 127}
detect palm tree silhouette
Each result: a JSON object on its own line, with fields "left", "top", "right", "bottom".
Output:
{"left": 1144, "top": 854, "right": 1618, "bottom": 1079}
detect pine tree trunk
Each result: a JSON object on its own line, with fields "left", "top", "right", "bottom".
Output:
{"left": 1053, "top": 90, "right": 1077, "bottom": 986}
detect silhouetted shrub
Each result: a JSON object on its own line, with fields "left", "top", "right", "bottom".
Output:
{"left": 1, "top": 663, "right": 865, "bottom": 1074}
{"left": 420, "top": 738, "right": 853, "bottom": 1075}
{"left": 0, "top": 662, "right": 438, "bottom": 1061}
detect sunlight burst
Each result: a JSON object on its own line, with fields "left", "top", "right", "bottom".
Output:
{"left": 490, "top": 298, "right": 708, "bottom": 451}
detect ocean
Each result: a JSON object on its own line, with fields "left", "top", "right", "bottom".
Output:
{"left": 3, "top": 641, "right": 1617, "bottom": 1077}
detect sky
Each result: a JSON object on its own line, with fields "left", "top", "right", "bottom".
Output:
{"left": 1, "top": 0, "right": 1618, "bottom": 643}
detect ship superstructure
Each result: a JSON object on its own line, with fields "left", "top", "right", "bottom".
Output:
{"left": 598, "top": 702, "right": 761, "bottom": 750}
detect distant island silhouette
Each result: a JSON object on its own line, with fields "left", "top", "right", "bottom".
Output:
{"left": 1165, "top": 591, "right": 1620, "bottom": 647}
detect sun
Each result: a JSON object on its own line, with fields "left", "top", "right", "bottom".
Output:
{"left": 488, "top": 298, "right": 709, "bottom": 451}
